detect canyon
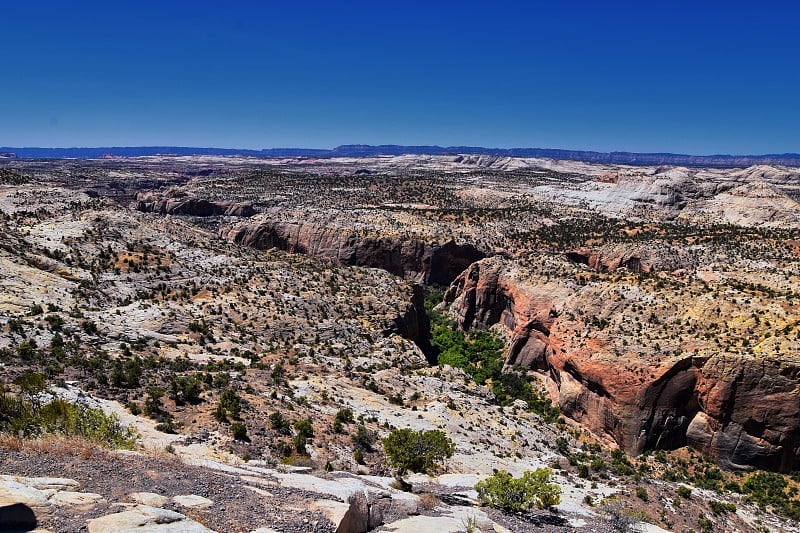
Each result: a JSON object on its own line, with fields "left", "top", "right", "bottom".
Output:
{"left": 1, "top": 154, "right": 799, "bottom": 532}
{"left": 444, "top": 255, "right": 800, "bottom": 473}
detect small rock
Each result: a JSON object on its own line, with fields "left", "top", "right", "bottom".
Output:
{"left": 48, "top": 491, "right": 104, "bottom": 506}
{"left": 7, "top": 476, "right": 80, "bottom": 491}
{"left": 130, "top": 492, "right": 169, "bottom": 507}
{"left": 87, "top": 505, "right": 214, "bottom": 532}
{"left": 172, "top": 494, "right": 214, "bottom": 508}
{"left": 0, "top": 478, "right": 49, "bottom": 507}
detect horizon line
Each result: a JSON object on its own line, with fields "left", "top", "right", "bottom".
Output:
{"left": 2, "top": 144, "right": 800, "bottom": 159}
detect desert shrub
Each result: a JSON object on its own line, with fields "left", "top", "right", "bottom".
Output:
{"left": 127, "top": 401, "right": 141, "bottom": 415}
{"left": 212, "top": 372, "right": 230, "bottom": 389}
{"left": 600, "top": 500, "right": 644, "bottom": 532}
{"left": 417, "top": 492, "right": 440, "bottom": 510}
{"left": 111, "top": 357, "right": 142, "bottom": 389}
{"left": 697, "top": 514, "right": 713, "bottom": 532}
{"left": 293, "top": 434, "right": 308, "bottom": 454}
{"left": 270, "top": 412, "right": 291, "bottom": 434}
{"left": 677, "top": 485, "right": 692, "bottom": 499}
{"left": 382, "top": 428, "right": 454, "bottom": 476}
{"left": 13, "top": 371, "right": 46, "bottom": 395}
{"left": 693, "top": 465, "right": 724, "bottom": 492}
{"left": 169, "top": 374, "right": 203, "bottom": 405}
{"left": 475, "top": 468, "right": 561, "bottom": 512}
{"left": 0, "top": 387, "right": 136, "bottom": 448}
{"left": 610, "top": 449, "right": 636, "bottom": 476}
{"left": 214, "top": 388, "right": 242, "bottom": 421}
{"left": 44, "top": 314, "right": 64, "bottom": 331}
{"left": 353, "top": 448, "right": 365, "bottom": 464}
{"left": 294, "top": 418, "right": 314, "bottom": 439}
{"left": 708, "top": 500, "right": 736, "bottom": 515}
{"left": 352, "top": 424, "right": 376, "bottom": 452}
{"left": 280, "top": 453, "right": 314, "bottom": 467}
{"left": 742, "top": 470, "right": 800, "bottom": 519}
{"left": 16, "top": 340, "right": 39, "bottom": 361}
{"left": 231, "top": 422, "right": 249, "bottom": 442}
{"left": 143, "top": 387, "right": 165, "bottom": 418}
{"left": 335, "top": 408, "right": 354, "bottom": 425}
{"left": 154, "top": 415, "right": 178, "bottom": 434}
{"left": 635, "top": 487, "right": 648, "bottom": 501}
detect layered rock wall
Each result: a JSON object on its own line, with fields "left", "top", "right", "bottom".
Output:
{"left": 223, "top": 218, "right": 485, "bottom": 285}
{"left": 134, "top": 191, "right": 254, "bottom": 217}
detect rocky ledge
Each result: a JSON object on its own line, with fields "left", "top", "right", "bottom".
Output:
{"left": 134, "top": 190, "right": 255, "bottom": 217}
{"left": 222, "top": 216, "right": 486, "bottom": 285}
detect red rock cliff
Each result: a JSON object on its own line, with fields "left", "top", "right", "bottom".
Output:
{"left": 444, "top": 256, "right": 800, "bottom": 472}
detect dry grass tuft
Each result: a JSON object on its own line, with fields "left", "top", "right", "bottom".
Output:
{"left": 0, "top": 434, "right": 100, "bottom": 458}
{"left": 417, "top": 491, "right": 440, "bottom": 511}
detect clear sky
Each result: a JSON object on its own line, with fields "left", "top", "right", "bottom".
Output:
{"left": 1, "top": 1, "right": 798, "bottom": 154}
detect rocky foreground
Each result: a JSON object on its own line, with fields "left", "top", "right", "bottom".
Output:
{"left": 1, "top": 436, "right": 614, "bottom": 533}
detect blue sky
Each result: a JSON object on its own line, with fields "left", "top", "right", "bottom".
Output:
{"left": 1, "top": 1, "right": 797, "bottom": 154}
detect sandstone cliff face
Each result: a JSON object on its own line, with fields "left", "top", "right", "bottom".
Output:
{"left": 443, "top": 259, "right": 570, "bottom": 371}
{"left": 134, "top": 191, "right": 254, "bottom": 217}
{"left": 223, "top": 218, "right": 485, "bottom": 285}
{"left": 689, "top": 356, "right": 800, "bottom": 472}
{"left": 444, "top": 255, "right": 800, "bottom": 472}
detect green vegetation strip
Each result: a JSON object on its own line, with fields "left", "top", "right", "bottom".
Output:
{"left": 425, "top": 287, "right": 559, "bottom": 422}
{"left": 0, "top": 378, "right": 136, "bottom": 449}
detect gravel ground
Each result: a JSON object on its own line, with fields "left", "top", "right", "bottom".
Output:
{"left": 1, "top": 440, "right": 615, "bottom": 533}
{"left": 0, "top": 442, "right": 334, "bottom": 532}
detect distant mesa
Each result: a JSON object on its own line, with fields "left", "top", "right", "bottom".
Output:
{"left": 2, "top": 145, "right": 800, "bottom": 167}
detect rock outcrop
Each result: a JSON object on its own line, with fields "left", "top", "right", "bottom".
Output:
{"left": 565, "top": 248, "right": 649, "bottom": 274}
{"left": 134, "top": 190, "right": 254, "bottom": 217}
{"left": 564, "top": 243, "right": 691, "bottom": 274}
{"left": 223, "top": 217, "right": 485, "bottom": 285}
{"left": 681, "top": 181, "right": 800, "bottom": 228}
{"left": 87, "top": 505, "right": 213, "bottom": 532}
{"left": 443, "top": 259, "right": 571, "bottom": 371}
{"left": 443, "top": 255, "right": 800, "bottom": 472}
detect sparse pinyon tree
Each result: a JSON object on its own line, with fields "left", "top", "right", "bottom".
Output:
{"left": 382, "top": 428, "right": 454, "bottom": 490}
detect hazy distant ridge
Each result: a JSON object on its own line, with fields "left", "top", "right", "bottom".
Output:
{"left": 3, "top": 145, "right": 800, "bottom": 167}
